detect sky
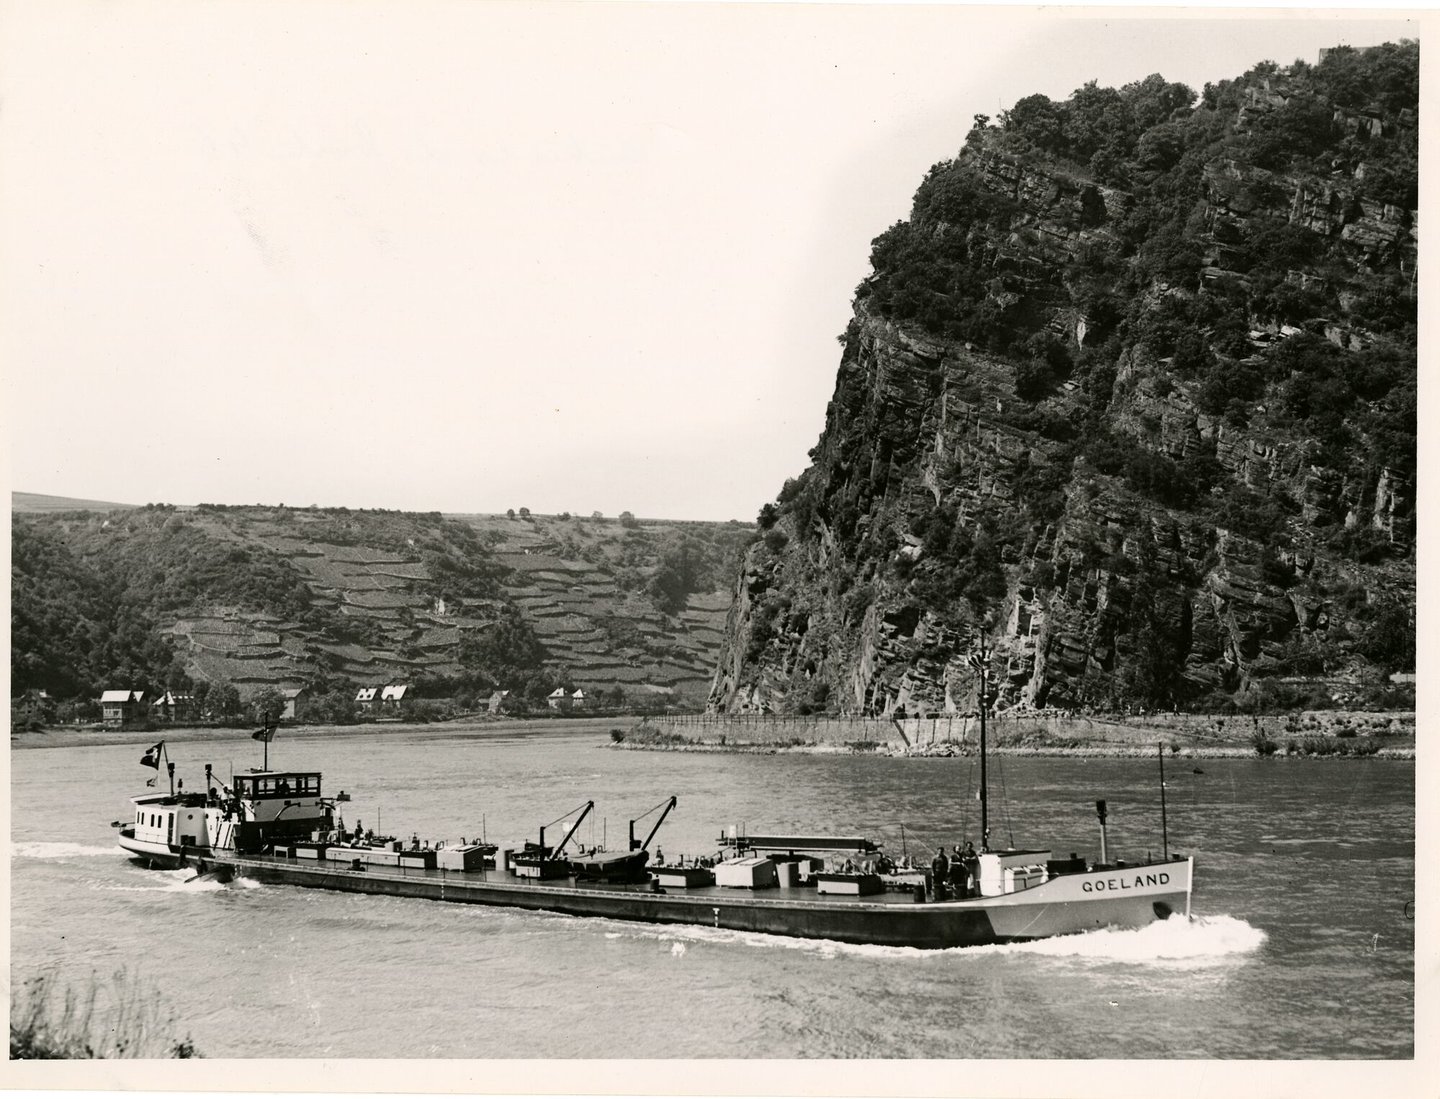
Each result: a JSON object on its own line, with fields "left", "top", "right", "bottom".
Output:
{"left": 0, "top": 3, "right": 1422, "bottom": 521}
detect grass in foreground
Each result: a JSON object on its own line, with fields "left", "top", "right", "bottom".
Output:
{"left": 10, "top": 970, "right": 199, "bottom": 1059}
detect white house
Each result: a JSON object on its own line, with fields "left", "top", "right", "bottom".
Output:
{"left": 151, "top": 691, "right": 197, "bottom": 724}
{"left": 101, "top": 689, "right": 145, "bottom": 728}
{"left": 281, "top": 687, "right": 306, "bottom": 721}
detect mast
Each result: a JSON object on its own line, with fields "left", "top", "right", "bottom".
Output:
{"left": 1158, "top": 742, "right": 1170, "bottom": 860}
{"left": 976, "top": 630, "right": 990, "bottom": 853}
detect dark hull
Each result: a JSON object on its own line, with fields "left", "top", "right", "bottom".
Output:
{"left": 185, "top": 849, "right": 1192, "bottom": 950}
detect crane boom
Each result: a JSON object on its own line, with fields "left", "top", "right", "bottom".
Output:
{"left": 553, "top": 800, "right": 594, "bottom": 855}
{"left": 632, "top": 796, "right": 677, "bottom": 852}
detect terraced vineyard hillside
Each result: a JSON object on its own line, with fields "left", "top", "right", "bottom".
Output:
{"left": 453, "top": 513, "right": 745, "bottom": 703}
{"left": 11, "top": 504, "right": 752, "bottom": 710}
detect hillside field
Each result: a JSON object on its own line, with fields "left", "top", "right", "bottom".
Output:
{"left": 11, "top": 503, "right": 753, "bottom": 712}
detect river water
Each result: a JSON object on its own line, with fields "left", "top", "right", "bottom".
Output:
{"left": 9, "top": 725, "right": 1414, "bottom": 1060}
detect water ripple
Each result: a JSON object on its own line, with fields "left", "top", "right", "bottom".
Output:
{"left": 11, "top": 841, "right": 119, "bottom": 860}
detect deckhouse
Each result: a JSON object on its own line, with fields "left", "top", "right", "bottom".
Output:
{"left": 121, "top": 768, "right": 334, "bottom": 864}
{"left": 230, "top": 770, "right": 330, "bottom": 850}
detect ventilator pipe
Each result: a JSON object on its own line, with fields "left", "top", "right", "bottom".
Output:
{"left": 1096, "top": 799, "right": 1109, "bottom": 866}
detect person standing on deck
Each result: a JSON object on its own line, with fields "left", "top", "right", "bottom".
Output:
{"left": 962, "top": 843, "right": 980, "bottom": 897}
{"left": 931, "top": 848, "right": 950, "bottom": 901}
{"left": 950, "top": 847, "right": 968, "bottom": 898}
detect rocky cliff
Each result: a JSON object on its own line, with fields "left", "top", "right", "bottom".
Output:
{"left": 710, "top": 44, "right": 1416, "bottom": 716}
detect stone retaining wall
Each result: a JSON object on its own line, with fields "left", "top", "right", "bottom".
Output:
{"left": 656, "top": 710, "right": 1414, "bottom": 749}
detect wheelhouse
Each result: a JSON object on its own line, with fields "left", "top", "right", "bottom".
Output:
{"left": 234, "top": 772, "right": 322, "bottom": 800}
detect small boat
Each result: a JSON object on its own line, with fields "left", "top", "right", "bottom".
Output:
{"left": 115, "top": 652, "right": 1195, "bottom": 949}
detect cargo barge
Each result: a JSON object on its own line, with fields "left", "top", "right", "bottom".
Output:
{"left": 115, "top": 713, "right": 1195, "bottom": 950}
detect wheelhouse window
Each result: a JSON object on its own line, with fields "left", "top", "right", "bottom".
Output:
{"left": 236, "top": 773, "right": 321, "bottom": 799}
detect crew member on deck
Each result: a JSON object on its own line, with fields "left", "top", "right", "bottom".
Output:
{"left": 962, "top": 843, "right": 980, "bottom": 897}
{"left": 931, "top": 848, "right": 950, "bottom": 901}
{"left": 950, "top": 847, "right": 968, "bottom": 897}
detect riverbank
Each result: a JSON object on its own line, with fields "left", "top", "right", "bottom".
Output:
{"left": 610, "top": 738, "right": 1415, "bottom": 760}
{"left": 612, "top": 710, "right": 1416, "bottom": 760}
{"left": 11, "top": 711, "right": 1415, "bottom": 760}
{"left": 8, "top": 715, "right": 630, "bottom": 751}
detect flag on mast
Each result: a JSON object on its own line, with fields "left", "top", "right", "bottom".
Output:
{"left": 252, "top": 723, "right": 277, "bottom": 743}
{"left": 140, "top": 741, "right": 164, "bottom": 769}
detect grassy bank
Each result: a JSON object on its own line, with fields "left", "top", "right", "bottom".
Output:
{"left": 10, "top": 972, "right": 198, "bottom": 1059}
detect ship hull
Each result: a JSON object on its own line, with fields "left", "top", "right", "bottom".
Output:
{"left": 117, "top": 832, "right": 206, "bottom": 870}
{"left": 185, "top": 850, "right": 1192, "bottom": 949}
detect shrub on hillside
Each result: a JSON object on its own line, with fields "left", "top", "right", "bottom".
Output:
{"left": 1250, "top": 726, "right": 1279, "bottom": 756}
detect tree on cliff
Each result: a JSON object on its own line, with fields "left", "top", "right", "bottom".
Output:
{"left": 649, "top": 535, "right": 706, "bottom": 615}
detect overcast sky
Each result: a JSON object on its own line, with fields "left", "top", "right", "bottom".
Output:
{"left": 1, "top": 4, "right": 1420, "bottom": 520}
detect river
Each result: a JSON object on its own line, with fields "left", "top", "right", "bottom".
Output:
{"left": 9, "top": 724, "right": 1414, "bottom": 1060}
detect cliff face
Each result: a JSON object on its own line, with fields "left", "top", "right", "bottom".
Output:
{"left": 710, "top": 45, "right": 1416, "bottom": 716}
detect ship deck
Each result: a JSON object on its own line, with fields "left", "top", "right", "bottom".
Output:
{"left": 227, "top": 853, "right": 935, "bottom": 909}
{"left": 169, "top": 847, "right": 1191, "bottom": 949}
